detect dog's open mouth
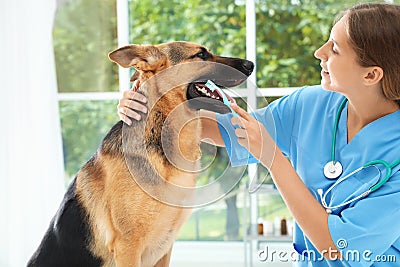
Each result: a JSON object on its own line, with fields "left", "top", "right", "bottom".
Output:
{"left": 186, "top": 81, "right": 240, "bottom": 114}
{"left": 193, "top": 82, "right": 237, "bottom": 105}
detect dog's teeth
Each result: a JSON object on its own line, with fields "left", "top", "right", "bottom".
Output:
{"left": 211, "top": 95, "right": 216, "bottom": 99}
{"left": 194, "top": 85, "right": 214, "bottom": 97}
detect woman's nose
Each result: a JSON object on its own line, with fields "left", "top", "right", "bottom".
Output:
{"left": 314, "top": 47, "right": 323, "bottom": 60}
{"left": 314, "top": 43, "right": 327, "bottom": 61}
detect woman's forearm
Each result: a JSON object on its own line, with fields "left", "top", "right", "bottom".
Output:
{"left": 199, "top": 110, "right": 225, "bottom": 147}
{"left": 264, "top": 149, "right": 341, "bottom": 259}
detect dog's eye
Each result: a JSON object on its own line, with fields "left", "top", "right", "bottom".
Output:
{"left": 196, "top": 52, "right": 206, "bottom": 58}
{"left": 194, "top": 51, "right": 209, "bottom": 60}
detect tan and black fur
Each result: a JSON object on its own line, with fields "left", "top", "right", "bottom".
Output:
{"left": 28, "top": 41, "right": 253, "bottom": 267}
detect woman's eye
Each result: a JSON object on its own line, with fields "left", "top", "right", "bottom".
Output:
{"left": 332, "top": 45, "right": 339, "bottom": 54}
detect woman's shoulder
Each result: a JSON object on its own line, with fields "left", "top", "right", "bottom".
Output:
{"left": 293, "top": 85, "right": 344, "bottom": 111}
{"left": 263, "top": 85, "right": 344, "bottom": 120}
{"left": 297, "top": 84, "right": 339, "bottom": 100}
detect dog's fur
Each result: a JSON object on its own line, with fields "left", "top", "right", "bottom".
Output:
{"left": 28, "top": 41, "right": 253, "bottom": 267}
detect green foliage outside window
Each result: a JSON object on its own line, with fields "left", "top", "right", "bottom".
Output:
{"left": 129, "top": 0, "right": 246, "bottom": 57}
{"left": 59, "top": 100, "right": 119, "bottom": 184}
{"left": 53, "top": 0, "right": 118, "bottom": 93}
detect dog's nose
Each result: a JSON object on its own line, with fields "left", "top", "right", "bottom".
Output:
{"left": 242, "top": 60, "right": 254, "bottom": 74}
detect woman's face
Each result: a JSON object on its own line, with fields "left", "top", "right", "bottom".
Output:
{"left": 314, "top": 16, "right": 367, "bottom": 95}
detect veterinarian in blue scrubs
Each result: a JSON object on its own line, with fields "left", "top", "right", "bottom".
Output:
{"left": 118, "top": 3, "right": 400, "bottom": 266}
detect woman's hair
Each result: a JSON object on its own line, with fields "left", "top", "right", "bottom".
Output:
{"left": 338, "top": 3, "right": 400, "bottom": 104}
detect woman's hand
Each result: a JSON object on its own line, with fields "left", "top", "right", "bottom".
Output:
{"left": 117, "top": 80, "right": 148, "bottom": 125}
{"left": 230, "top": 104, "right": 275, "bottom": 169}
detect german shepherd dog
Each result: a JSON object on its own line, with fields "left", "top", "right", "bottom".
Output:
{"left": 28, "top": 41, "right": 253, "bottom": 267}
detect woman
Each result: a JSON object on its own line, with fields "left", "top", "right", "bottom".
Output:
{"left": 118, "top": 3, "right": 400, "bottom": 266}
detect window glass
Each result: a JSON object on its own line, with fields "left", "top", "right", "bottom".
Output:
{"left": 60, "top": 100, "right": 119, "bottom": 183}
{"left": 53, "top": 0, "right": 118, "bottom": 92}
{"left": 178, "top": 191, "right": 246, "bottom": 241}
{"left": 255, "top": 0, "right": 374, "bottom": 88}
{"left": 128, "top": 0, "right": 246, "bottom": 57}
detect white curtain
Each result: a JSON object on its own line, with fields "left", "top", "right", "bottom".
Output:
{"left": 0, "top": 0, "right": 65, "bottom": 266}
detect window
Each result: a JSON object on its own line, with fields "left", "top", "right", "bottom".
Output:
{"left": 54, "top": 0, "right": 119, "bottom": 182}
{"left": 54, "top": 0, "right": 387, "bottom": 241}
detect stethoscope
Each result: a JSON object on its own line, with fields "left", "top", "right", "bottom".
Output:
{"left": 318, "top": 98, "right": 400, "bottom": 213}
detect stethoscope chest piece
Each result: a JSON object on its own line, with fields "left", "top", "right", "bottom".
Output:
{"left": 324, "top": 161, "right": 343, "bottom": 179}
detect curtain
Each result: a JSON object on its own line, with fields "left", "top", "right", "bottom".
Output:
{"left": 0, "top": 0, "right": 65, "bottom": 266}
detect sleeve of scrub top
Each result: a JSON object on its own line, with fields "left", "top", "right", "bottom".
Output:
{"left": 215, "top": 87, "right": 303, "bottom": 167}
{"left": 328, "top": 173, "right": 400, "bottom": 267}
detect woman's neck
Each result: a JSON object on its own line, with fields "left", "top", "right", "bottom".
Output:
{"left": 346, "top": 92, "right": 399, "bottom": 143}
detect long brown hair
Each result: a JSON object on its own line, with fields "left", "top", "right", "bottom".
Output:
{"left": 339, "top": 3, "right": 400, "bottom": 104}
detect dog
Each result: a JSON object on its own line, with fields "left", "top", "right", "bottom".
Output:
{"left": 27, "top": 41, "right": 253, "bottom": 267}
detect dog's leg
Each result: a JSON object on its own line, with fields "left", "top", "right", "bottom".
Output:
{"left": 153, "top": 246, "right": 173, "bottom": 267}
{"left": 113, "top": 236, "right": 142, "bottom": 267}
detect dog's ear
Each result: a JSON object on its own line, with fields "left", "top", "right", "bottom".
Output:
{"left": 108, "top": 45, "right": 166, "bottom": 72}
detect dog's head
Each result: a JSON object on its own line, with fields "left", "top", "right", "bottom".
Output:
{"left": 108, "top": 41, "right": 253, "bottom": 114}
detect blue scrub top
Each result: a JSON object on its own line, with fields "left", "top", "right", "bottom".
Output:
{"left": 216, "top": 85, "right": 400, "bottom": 267}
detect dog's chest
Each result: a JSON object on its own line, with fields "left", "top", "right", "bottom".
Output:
{"left": 141, "top": 207, "right": 192, "bottom": 266}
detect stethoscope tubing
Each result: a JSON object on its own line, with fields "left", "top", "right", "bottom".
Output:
{"left": 318, "top": 165, "right": 380, "bottom": 213}
{"left": 330, "top": 98, "right": 348, "bottom": 163}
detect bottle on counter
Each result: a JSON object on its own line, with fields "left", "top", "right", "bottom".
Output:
{"left": 257, "top": 218, "right": 264, "bottom": 235}
{"left": 280, "top": 217, "right": 287, "bottom": 235}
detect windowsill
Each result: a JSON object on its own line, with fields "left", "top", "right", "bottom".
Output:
{"left": 170, "top": 241, "right": 294, "bottom": 267}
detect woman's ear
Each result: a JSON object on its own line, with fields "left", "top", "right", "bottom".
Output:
{"left": 363, "top": 66, "right": 384, "bottom": 86}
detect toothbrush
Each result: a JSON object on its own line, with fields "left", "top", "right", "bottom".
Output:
{"left": 205, "top": 80, "right": 239, "bottom": 117}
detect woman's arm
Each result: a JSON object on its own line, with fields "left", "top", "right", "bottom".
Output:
{"left": 269, "top": 150, "right": 340, "bottom": 260}
{"left": 199, "top": 110, "right": 225, "bottom": 147}
{"left": 230, "top": 103, "right": 341, "bottom": 260}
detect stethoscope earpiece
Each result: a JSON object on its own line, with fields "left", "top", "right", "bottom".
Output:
{"left": 317, "top": 188, "right": 332, "bottom": 213}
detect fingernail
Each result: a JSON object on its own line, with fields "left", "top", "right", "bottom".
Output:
{"left": 142, "top": 107, "right": 147, "bottom": 113}
{"left": 135, "top": 115, "right": 141, "bottom": 120}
